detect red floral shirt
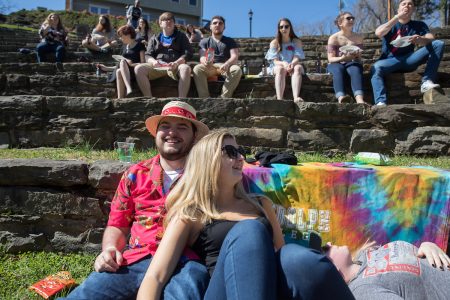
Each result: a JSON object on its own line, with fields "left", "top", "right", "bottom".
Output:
{"left": 108, "top": 155, "right": 197, "bottom": 265}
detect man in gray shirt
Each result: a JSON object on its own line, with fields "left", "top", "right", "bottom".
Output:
{"left": 193, "top": 15, "right": 242, "bottom": 99}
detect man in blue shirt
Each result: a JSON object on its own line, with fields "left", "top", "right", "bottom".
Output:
{"left": 371, "top": 0, "right": 444, "bottom": 106}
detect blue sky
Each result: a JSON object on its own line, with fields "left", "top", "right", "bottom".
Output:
{"left": 5, "top": 0, "right": 356, "bottom": 37}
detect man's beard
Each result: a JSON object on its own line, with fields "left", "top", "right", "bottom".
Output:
{"left": 158, "top": 143, "right": 193, "bottom": 161}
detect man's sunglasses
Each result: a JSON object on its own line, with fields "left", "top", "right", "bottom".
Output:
{"left": 222, "top": 145, "right": 246, "bottom": 159}
{"left": 279, "top": 25, "right": 290, "bottom": 29}
{"left": 345, "top": 16, "right": 355, "bottom": 21}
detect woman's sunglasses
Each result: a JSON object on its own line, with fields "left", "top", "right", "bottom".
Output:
{"left": 222, "top": 145, "right": 246, "bottom": 159}
{"left": 345, "top": 16, "right": 355, "bottom": 21}
{"left": 279, "top": 25, "right": 290, "bottom": 29}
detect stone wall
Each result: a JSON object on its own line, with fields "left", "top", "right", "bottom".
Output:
{"left": 0, "top": 159, "right": 127, "bottom": 253}
{"left": 1, "top": 159, "right": 450, "bottom": 255}
{"left": 1, "top": 96, "right": 449, "bottom": 155}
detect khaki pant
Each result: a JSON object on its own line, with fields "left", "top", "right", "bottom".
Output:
{"left": 141, "top": 62, "right": 180, "bottom": 81}
{"left": 193, "top": 63, "right": 242, "bottom": 98}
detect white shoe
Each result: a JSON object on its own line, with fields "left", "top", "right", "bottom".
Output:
{"left": 376, "top": 102, "right": 387, "bottom": 107}
{"left": 420, "top": 80, "right": 440, "bottom": 93}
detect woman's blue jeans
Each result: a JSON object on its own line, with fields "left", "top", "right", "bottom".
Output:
{"left": 36, "top": 41, "right": 65, "bottom": 63}
{"left": 61, "top": 256, "right": 209, "bottom": 300}
{"left": 370, "top": 39, "right": 445, "bottom": 104}
{"left": 327, "top": 61, "right": 364, "bottom": 99}
{"left": 205, "top": 219, "right": 277, "bottom": 300}
{"left": 277, "top": 243, "right": 355, "bottom": 300}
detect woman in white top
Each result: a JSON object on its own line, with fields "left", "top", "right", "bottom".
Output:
{"left": 265, "top": 18, "right": 305, "bottom": 102}
{"left": 82, "top": 15, "right": 117, "bottom": 53}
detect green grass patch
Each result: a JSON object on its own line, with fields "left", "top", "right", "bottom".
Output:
{"left": 0, "top": 23, "right": 36, "bottom": 31}
{"left": 0, "top": 250, "right": 96, "bottom": 300}
{"left": 0, "top": 147, "right": 449, "bottom": 169}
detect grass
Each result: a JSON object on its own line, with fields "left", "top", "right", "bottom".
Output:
{"left": 0, "top": 147, "right": 449, "bottom": 169}
{"left": 0, "top": 250, "right": 96, "bottom": 300}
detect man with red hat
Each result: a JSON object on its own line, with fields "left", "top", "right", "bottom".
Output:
{"left": 64, "top": 101, "right": 210, "bottom": 299}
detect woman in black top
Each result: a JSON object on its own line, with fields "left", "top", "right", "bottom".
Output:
{"left": 98, "top": 25, "right": 145, "bottom": 98}
{"left": 136, "top": 17, "right": 152, "bottom": 46}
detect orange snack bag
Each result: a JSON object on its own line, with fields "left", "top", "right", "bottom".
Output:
{"left": 29, "top": 271, "right": 76, "bottom": 299}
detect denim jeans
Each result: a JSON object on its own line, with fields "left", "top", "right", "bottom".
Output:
{"left": 370, "top": 39, "right": 445, "bottom": 104}
{"left": 36, "top": 41, "right": 65, "bottom": 63}
{"left": 61, "top": 256, "right": 209, "bottom": 300}
{"left": 327, "top": 61, "right": 364, "bottom": 98}
{"left": 276, "top": 243, "right": 355, "bottom": 300}
{"left": 204, "top": 219, "right": 277, "bottom": 300}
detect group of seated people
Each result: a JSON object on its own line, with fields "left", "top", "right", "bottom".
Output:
{"left": 61, "top": 100, "right": 450, "bottom": 300}
{"left": 37, "top": 0, "right": 444, "bottom": 105}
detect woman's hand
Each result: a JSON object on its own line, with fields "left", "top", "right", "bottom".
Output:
{"left": 340, "top": 52, "right": 358, "bottom": 62}
{"left": 417, "top": 242, "right": 450, "bottom": 270}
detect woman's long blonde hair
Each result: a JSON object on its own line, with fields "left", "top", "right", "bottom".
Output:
{"left": 164, "top": 131, "right": 264, "bottom": 227}
{"left": 43, "top": 13, "right": 64, "bottom": 31}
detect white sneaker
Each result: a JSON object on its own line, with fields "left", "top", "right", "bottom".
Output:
{"left": 376, "top": 102, "right": 387, "bottom": 107}
{"left": 420, "top": 80, "right": 440, "bottom": 93}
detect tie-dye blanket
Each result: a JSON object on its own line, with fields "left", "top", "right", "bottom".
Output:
{"left": 242, "top": 162, "right": 450, "bottom": 252}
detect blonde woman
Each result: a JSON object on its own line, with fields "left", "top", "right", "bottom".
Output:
{"left": 327, "top": 12, "right": 365, "bottom": 104}
{"left": 36, "top": 13, "right": 67, "bottom": 64}
{"left": 323, "top": 240, "right": 450, "bottom": 299}
{"left": 265, "top": 18, "right": 305, "bottom": 101}
{"left": 137, "top": 131, "right": 354, "bottom": 300}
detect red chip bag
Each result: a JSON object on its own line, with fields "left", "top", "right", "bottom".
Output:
{"left": 29, "top": 271, "right": 76, "bottom": 299}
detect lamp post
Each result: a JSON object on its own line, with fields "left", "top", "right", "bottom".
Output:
{"left": 248, "top": 9, "right": 253, "bottom": 38}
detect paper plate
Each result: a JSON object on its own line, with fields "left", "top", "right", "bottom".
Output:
{"left": 91, "top": 33, "right": 105, "bottom": 40}
{"left": 112, "top": 55, "right": 126, "bottom": 61}
{"left": 339, "top": 45, "right": 362, "bottom": 54}
{"left": 390, "top": 36, "right": 413, "bottom": 48}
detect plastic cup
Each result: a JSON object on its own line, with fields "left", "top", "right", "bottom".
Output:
{"left": 114, "top": 142, "right": 135, "bottom": 163}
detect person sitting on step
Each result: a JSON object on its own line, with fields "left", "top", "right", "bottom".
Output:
{"left": 193, "top": 16, "right": 242, "bottom": 99}
{"left": 81, "top": 15, "right": 117, "bottom": 54}
{"left": 371, "top": 0, "right": 445, "bottom": 106}
{"left": 265, "top": 18, "right": 305, "bottom": 102}
{"left": 327, "top": 12, "right": 366, "bottom": 104}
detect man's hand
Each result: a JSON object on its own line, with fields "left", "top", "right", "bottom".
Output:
{"left": 397, "top": 7, "right": 409, "bottom": 19}
{"left": 94, "top": 246, "right": 123, "bottom": 273}
{"left": 219, "top": 62, "right": 230, "bottom": 73}
{"left": 168, "top": 61, "right": 179, "bottom": 72}
{"left": 410, "top": 34, "right": 425, "bottom": 45}
{"left": 417, "top": 242, "right": 450, "bottom": 270}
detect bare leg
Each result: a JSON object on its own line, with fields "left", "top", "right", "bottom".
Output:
{"left": 116, "top": 69, "right": 126, "bottom": 99}
{"left": 274, "top": 65, "right": 287, "bottom": 100}
{"left": 291, "top": 64, "right": 303, "bottom": 101}
{"left": 81, "top": 39, "right": 101, "bottom": 52}
{"left": 134, "top": 64, "right": 152, "bottom": 97}
{"left": 120, "top": 60, "right": 133, "bottom": 95}
{"left": 178, "top": 64, "right": 191, "bottom": 97}
{"left": 355, "top": 94, "right": 365, "bottom": 104}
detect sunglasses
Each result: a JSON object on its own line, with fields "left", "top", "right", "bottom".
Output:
{"left": 222, "top": 145, "right": 246, "bottom": 159}
{"left": 212, "top": 21, "right": 224, "bottom": 25}
{"left": 279, "top": 25, "right": 290, "bottom": 29}
{"left": 345, "top": 16, "right": 355, "bottom": 21}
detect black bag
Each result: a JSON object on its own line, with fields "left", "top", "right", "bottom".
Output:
{"left": 254, "top": 151, "right": 298, "bottom": 167}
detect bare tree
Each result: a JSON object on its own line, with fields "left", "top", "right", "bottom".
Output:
{"left": 295, "top": 16, "right": 335, "bottom": 36}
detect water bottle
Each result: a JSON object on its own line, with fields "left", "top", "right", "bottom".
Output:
{"left": 96, "top": 65, "right": 101, "bottom": 77}
{"left": 315, "top": 54, "right": 322, "bottom": 74}
{"left": 242, "top": 60, "right": 248, "bottom": 76}
{"left": 261, "top": 61, "right": 267, "bottom": 76}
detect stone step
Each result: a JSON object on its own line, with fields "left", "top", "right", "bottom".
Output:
{"left": 1, "top": 65, "right": 447, "bottom": 105}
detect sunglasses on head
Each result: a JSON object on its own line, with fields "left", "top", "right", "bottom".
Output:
{"left": 345, "top": 16, "right": 355, "bottom": 21}
{"left": 221, "top": 145, "right": 246, "bottom": 159}
{"left": 279, "top": 25, "right": 290, "bottom": 29}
